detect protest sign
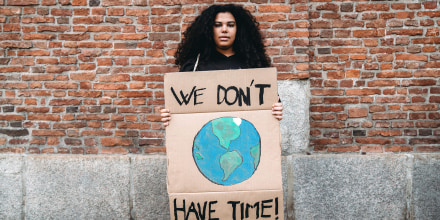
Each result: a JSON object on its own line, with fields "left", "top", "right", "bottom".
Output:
{"left": 165, "top": 68, "right": 283, "bottom": 220}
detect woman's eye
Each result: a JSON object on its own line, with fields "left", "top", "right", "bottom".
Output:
{"left": 214, "top": 24, "right": 221, "bottom": 27}
{"left": 228, "top": 24, "right": 235, "bottom": 28}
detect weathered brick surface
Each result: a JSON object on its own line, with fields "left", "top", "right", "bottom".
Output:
{"left": 308, "top": 1, "right": 440, "bottom": 153}
{"left": 0, "top": 1, "right": 439, "bottom": 154}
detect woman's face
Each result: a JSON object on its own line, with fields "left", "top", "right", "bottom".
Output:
{"left": 213, "top": 12, "right": 237, "bottom": 55}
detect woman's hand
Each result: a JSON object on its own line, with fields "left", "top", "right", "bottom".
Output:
{"left": 272, "top": 102, "right": 283, "bottom": 121}
{"left": 161, "top": 108, "right": 171, "bottom": 127}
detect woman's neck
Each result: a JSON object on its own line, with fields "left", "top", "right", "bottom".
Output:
{"left": 216, "top": 47, "right": 235, "bottom": 57}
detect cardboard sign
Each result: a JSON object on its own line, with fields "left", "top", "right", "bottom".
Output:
{"left": 165, "top": 68, "right": 283, "bottom": 220}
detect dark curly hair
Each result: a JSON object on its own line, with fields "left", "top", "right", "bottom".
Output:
{"left": 175, "top": 4, "right": 270, "bottom": 68}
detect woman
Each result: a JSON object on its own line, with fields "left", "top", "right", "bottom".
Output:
{"left": 161, "top": 4, "right": 283, "bottom": 126}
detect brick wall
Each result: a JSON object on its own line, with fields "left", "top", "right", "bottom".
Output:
{"left": 0, "top": 0, "right": 438, "bottom": 155}
{"left": 307, "top": 0, "right": 440, "bottom": 153}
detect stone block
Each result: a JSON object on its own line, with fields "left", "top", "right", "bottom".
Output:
{"left": 25, "top": 155, "right": 130, "bottom": 219}
{"left": 0, "top": 155, "right": 23, "bottom": 219}
{"left": 287, "top": 154, "right": 409, "bottom": 219}
{"left": 278, "top": 80, "right": 310, "bottom": 155}
{"left": 413, "top": 154, "right": 440, "bottom": 220}
{"left": 132, "top": 155, "right": 169, "bottom": 219}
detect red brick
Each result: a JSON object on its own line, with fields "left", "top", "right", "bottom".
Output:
{"left": 346, "top": 89, "right": 380, "bottom": 96}
{"left": 356, "top": 138, "right": 391, "bottom": 145}
{"left": 417, "top": 11, "right": 440, "bottom": 18}
{"left": 348, "top": 108, "right": 367, "bottom": 118}
{"left": 385, "top": 146, "right": 413, "bottom": 152}
{"left": 415, "top": 121, "right": 440, "bottom": 128}
{"left": 7, "top": 0, "right": 38, "bottom": 5}
{"left": 101, "top": 148, "right": 129, "bottom": 154}
{"left": 353, "top": 30, "right": 385, "bottom": 38}
{"left": 102, "top": 0, "right": 132, "bottom": 6}
{"left": 367, "top": 80, "right": 400, "bottom": 87}
{"left": 402, "top": 79, "right": 437, "bottom": 87}
{"left": 377, "top": 71, "right": 412, "bottom": 78}
{"left": 410, "top": 138, "right": 440, "bottom": 145}
{"left": 324, "top": 97, "right": 359, "bottom": 104}
{"left": 311, "top": 89, "right": 344, "bottom": 96}
{"left": 372, "top": 113, "right": 407, "bottom": 120}
{"left": 417, "top": 146, "right": 440, "bottom": 153}
{"left": 368, "top": 130, "right": 402, "bottom": 137}
{"left": 310, "top": 122, "right": 345, "bottom": 129}
{"left": 362, "top": 146, "right": 383, "bottom": 153}
{"left": 403, "top": 104, "right": 438, "bottom": 111}
{"left": 310, "top": 106, "right": 344, "bottom": 113}
{"left": 73, "top": 16, "right": 103, "bottom": 24}
{"left": 356, "top": 3, "right": 389, "bottom": 12}
{"left": 328, "top": 146, "right": 361, "bottom": 153}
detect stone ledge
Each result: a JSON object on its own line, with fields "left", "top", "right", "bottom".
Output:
{"left": 0, "top": 154, "right": 439, "bottom": 219}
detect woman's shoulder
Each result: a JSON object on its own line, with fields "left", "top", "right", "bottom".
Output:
{"left": 179, "top": 57, "right": 198, "bottom": 72}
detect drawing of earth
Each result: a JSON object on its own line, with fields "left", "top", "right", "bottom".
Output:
{"left": 193, "top": 117, "right": 261, "bottom": 185}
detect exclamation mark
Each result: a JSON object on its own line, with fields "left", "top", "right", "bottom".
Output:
{"left": 275, "top": 197, "right": 279, "bottom": 220}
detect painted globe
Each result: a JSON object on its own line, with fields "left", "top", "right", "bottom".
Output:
{"left": 192, "top": 117, "right": 261, "bottom": 185}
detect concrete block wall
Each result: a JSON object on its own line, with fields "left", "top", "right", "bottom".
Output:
{"left": 1, "top": 154, "right": 440, "bottom": 219}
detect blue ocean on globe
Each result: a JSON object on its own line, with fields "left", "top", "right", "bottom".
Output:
{"left": 192, "top": 117, "right": 261, "bottom": 186}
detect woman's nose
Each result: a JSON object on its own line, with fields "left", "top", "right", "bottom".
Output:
{"left": 221, "top": 25, "right": 227, "bottom": 32}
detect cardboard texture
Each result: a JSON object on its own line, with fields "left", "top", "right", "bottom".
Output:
{"left": 164, "top": 68, "right": 279, "bottom": 114}
{"left": 165, "top": 68, "right": 283, "bottom": 220}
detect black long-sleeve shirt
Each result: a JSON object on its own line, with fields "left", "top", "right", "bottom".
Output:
{"left": 179, "top": 51, "right": 281, "bottom": 102}
{"left": 180, "top": 50, "right": 248, "bottom": 72}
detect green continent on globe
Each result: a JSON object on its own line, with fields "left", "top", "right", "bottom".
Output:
{"left": 250, "top": 143, "right": 260, "bottom": 169}
{"left": 219, "top": 150, "right": 243, "bottom": 181}
{"left": 212, "top": 117, "right": 241, "bottom": 150}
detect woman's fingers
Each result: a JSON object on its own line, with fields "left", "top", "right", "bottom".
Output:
{"left": 272, "top": 103, "right": 283, "bottom": 121}
{"left": 160, "top": 108, "right": 171, "bottom": 127}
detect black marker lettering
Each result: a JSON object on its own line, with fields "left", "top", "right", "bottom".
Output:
{"left": 228, "top": 201, "right": 240, "bottom": 220}
{"left": 171, "top": 86, "right": 205, "bottom": 106}
{"left": 174, "top": 199, "right": 186, "bottom": 220}
{"left": 217, "top": 85, "right": 239, "bottom": 106}
{"left": 254, "top": 84, "right": 271, "bottom": 105}
{"left": 246, "top": 202, "right": 260, "bottom": 219}
{"left": 238, "top": 87, "right": 250, "bottom": 106}
{"left": 171, "top": 86, "right": 195, "bottom": 106}
{"left": 194, "top": 87, "right": 206, "bottom": 105}
{"left": 197, "top": 202, "right": 207, "bottom": 220}
{"left": 209, "top": 201, "right": 219, "bottom": 220}
{"left": 186, "top": 202, "right": 200, "bottom": 220}
{"left": 240, "top": 203, "right": 244, "bottom": 220}
{"left": 261, "top": 199, "right": 273, "bottom": 218}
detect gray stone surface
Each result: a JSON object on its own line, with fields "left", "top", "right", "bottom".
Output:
{"left": 1, "top": 153, "right": 438, "bottom": 220}
{"left": 287, "top": 154, "right": 410, "bottom": 219}
{"left": 132, "top": 155, "right": 169, "bottom": 219}
{"left": 412, "top": 154, "right": 440, "bottom": 220}
{"left": 0, "top": 155, "right": 23, "bottom": 219}
{"left": 278, "top": 80, "right": 310, "bottom": 155}
{"left": 25, "top": 155, "right": 130, "bottom": 219}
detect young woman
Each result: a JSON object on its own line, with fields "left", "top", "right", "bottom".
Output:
{"left": 161, "top": 4, "right": 283, "bottom": 126}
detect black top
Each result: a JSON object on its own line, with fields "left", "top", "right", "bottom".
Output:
{"left": 179, "top": 50, "right": 281, "bottom": 102}
{"left": 179, "top": 50, "right": 248, "bottom": 72}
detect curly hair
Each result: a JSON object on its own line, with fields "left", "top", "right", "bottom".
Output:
{"left": 175, "top": 4, "right": 270, "bottom": 68}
